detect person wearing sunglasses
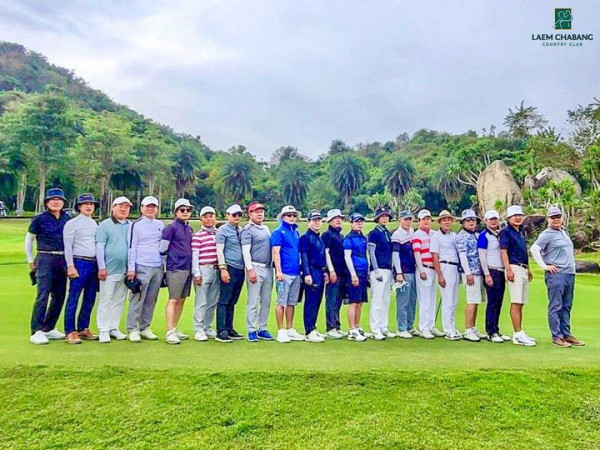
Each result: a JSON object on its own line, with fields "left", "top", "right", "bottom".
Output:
{"left": 160, "top": 198, "right": 194, "bottom": 344}
{"left": 530, "top": 206, "right": 584, "bottom": 348}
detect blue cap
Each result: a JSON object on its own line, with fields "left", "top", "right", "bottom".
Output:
{"left": 76, "top": 193, "right": 99, "bottom": 206}
{"left": 307, "top": 209, "right": 322, "bottom": 221}
{"left": 374, "top": 205, "right": 393, "bottom": 222}
{"left": 398, "top": 210, "right": 414, "bottom": 220}
{"left": 44, "top": 188, "right": 67, "bottom": 203}
{"left": 349, "top": 212, "right": 365, "bottom": 223}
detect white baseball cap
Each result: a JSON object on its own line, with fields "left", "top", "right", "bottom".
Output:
{"left": 417, "top": 209, "right": 432, "bottom": 220}
{"left": 506, "top": 205, "right": 524, "bottom": 218}
{"left": 174, "top": 198, "right": 193, "bottom": 210}
{"left": 112, "top": 196, "right": 132, "bottom": 206}
{"left": 226, "top": 204, "right": 243, "bottom": 215}
{"left": 277, "top": 205, "right": 300, "bottom": 221}
{"left": 484, "top": 210, "right": 500, "bottom": 220}
{"left": 141, "top": 196, "right": 159, "bottom": 206}
{"left": 200, "top": 206, "right": 216, "bottom": 217}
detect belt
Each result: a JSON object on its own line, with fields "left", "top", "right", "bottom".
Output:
{"left": 201, "top": 264, "right": 219, "bottom": 269}
{"left": 422, "top": 264, "right": 435, "bottom": 270}
{"left": 440, "top": 260, "right": 459, "bottom": 266}
{"left": 252, "top": 262, "right": 270, "bottom": 268}
{"left": 513, "top": 263, "right": 529, "bottom": 269}
{"left": 38, "top": 250, "right": 64, "bottom": 255}
{"left": 489, "top": 267, "right": 505, "bottom": 272}
{"left": 74, "top": 256, "right": 96, "bottom": 262}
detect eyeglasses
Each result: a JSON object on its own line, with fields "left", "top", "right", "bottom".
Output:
{"left": 231, "top": 212, "right": 243, "bottom": 217}
{"left": 178, "top": 208, "right": 192, "bottom": 213}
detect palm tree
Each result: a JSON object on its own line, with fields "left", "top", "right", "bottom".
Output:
{"left": 221, "top": 153, "right": 256, "bottom": 204}
{"left": 278, "top": 159, "right": 311, "bottom": 209}
{"left": 431, "top": 161, "right": 463, "bottom": 203}
{"left": 330, "top": 153, "right": 366, "bottom": 212}
{"left": 382, "top": 153, "right": 415, "bottom": 198}
{"left": 503, "top": 101, "right": 548, "bottom": 139}
{"left": 172, "top": 140, "right": 204, "bottom": 198}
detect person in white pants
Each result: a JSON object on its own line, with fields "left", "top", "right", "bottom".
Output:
{"left": 96, "top": 196, "right": 133, "bottom": 343}
{"left": 412, "top": 209, "right": 443, "bottom": 339}
{"left": 431, "top": 210, "right": 461, "bottom": 341}
{"left": 368, "top": 206, "right": 395, "bottom": 340}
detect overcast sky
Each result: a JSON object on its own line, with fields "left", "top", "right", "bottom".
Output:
{"left": 2, "top": 0, "right": 599, "bottom": 159}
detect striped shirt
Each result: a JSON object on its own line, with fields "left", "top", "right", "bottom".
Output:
{"left": 412, "top": 228, "right": 434, "bottom": 266}
{"left": 191, "top": 227, "right": 218, "bottom": 266}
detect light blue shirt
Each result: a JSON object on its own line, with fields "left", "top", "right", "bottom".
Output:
{"left": 533, "top": 227, "right": 576, "bottom": 274}
{"left": 97, "top": 217, "right": 130, "bottom": 275}
{"left": 127, "top": 216, "right": 164, "bottom": 271}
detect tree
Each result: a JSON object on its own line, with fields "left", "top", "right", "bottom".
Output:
{"left": 220, "top": 153, "right": 257, "bottom": 204}
{"left": 269, "top": 146, "right": 307, "bottom": 166}
{"left": 330, "top": 153, "right": 367, "bottom": 212}
{"left": 278, "top": 159, "right": 311, "bottom": 209}
{"left": 328, "top": 139, "right": 351, "bottom": 155}
{"left": 172, "top": 139, "right": 206, "bottom": 198}
{"left": 504, "top": 101, "right": 548, "bottom": 139}
{"left": 306, "top": 175, "right": 339, "bottom": 211}
{"left": 134, "top": 127, "right": 174, "bottom": 196}
{"left": 382, "top": 153, "right": 415, "bottom": 198}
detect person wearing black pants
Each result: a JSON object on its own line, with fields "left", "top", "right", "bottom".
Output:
{"left": 322, "top": 209, "right": 347, "bottom": 339}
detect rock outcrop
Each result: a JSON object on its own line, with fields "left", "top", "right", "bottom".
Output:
{"left": 575, "top": 260, "right": 600, "bottom": 273}
{"left": 477, "top": 160, "right": 523, "bottom": 214}
{"left": 524, "top": 167, "right": 582, "bottom": 196}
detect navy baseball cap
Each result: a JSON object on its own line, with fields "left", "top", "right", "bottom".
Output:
{"left": 398, "top": 210, "right": 414, "bottom": 220}
{"left": 44, "top": 188, "right": 67, "bottom": 203}
{"left": 307, "top": 209, "right": 322, "bottom": 221}
{"left": 349, "top": 212, "right": 365, "bottom": 222}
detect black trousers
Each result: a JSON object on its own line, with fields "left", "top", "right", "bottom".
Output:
{"left": 217, "top": 266, "right": 245, "bottom": 333}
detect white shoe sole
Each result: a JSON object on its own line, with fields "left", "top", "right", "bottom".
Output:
{"left": 194, "top": 336, "right": 208, "bottom": 342}
{"left": 512, "top": 339, "right": 535, "bottom": 347}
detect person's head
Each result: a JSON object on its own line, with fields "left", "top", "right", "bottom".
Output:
{"left": 546, "top": 206, "right": 563, "bottom": 230}
{"left": 226, "top": 204, "right": 243, "bottom": 225}
{"left": 200, "top": 206, "right": 216, "bottom": 227}
{"left": 248, "top": 202, "right": 266, "bottom": 224}
{"left": 398, "top": 210, "right": 414, "bottom": 231}
{"left": 174, "top": 198, "right": 193, "bottom": 221}
{"left": 278, "top": 205, "right": 299, "bottom": 225}
{"left": 141, "top": 196, "right": 159, "bottom": 219}
{"left": 76, "top": 194, "right": 98, "bottom": 217}
{"left": 307, "top": 210, "right": 322, "bottom": 232}
{"left": 325, "top": 209, "right": 344, "bottom": 229}
{"left": 44, "top": 188, "right": 66, "bottom": 213}
{"left": 506, "top": 205, "right": 525, "bottom": 228}
{"left": 349, "top": 213, "right": 365, "bottom": 232}
{"left": 484, "top": 210, "right": 500, "bottom": 231}
{"left": 374, "top": 206, "right": 392, "bottom": 227}
{"left": 111, "top": 196, "right": 132, "bottom": 221}
{"left": 417, "top": 209, "right": 432, "bottom": 231}
{"left": 437, "top": 210, "right": 454, "bottom": 232}
{"left": 460, "top": 209, "right": 479, "bottom": 232}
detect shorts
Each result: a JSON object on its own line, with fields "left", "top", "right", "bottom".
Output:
{"left": 347, "top": 273, "right": 368, "bottom": 304}
{"left": 507, "top": 264, "right": 529, "bottom": 305}
{"left": 166, "top": 270, "right": 192, "bottom": 299}
{"left": 462, "top": 274, "right": 485, "bottom": 304}
{"left": 276, "top": 274, "right": 301, "bottom": 306}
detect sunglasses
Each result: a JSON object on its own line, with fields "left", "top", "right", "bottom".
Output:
{"left": 231, "top": 212, "right": 243, "bottom": 217}
{"left": 463, "top": 218, "right": 477, "bottom": 222}
{"left": 550, "top": 215, "right": 562, "bottom": 220}
{"left": 178, "top": 208, "right": 192, "bottom": 213}
{"left": 284, "top": 213, "right": 298, "bottom": 218}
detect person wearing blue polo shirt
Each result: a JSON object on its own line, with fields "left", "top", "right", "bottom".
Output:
{"left": 368, "top": 206, "right": 394, "bottom": 341}
{"left": 499, "top": 205, "right": 535, "bottom": 347}
{"left": 272, "top": 205, "right": 305, "bottom": 343}
{"left": 25, "top": 188, "right": 70, "bottom": 345}
{"left": 344, "top": 213, "right": 369, "bottom": 342}
{"left": 300, "top": 210, "right": 328, "bottom": 343}
{"left": 531, "top": 206, "right": 585, "bottom": 348}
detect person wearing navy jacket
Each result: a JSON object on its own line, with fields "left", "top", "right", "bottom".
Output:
{"left": 299, "top": 210, "right": 329, "bottom": 343}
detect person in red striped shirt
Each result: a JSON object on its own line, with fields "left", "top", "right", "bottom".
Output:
{"left": 191, "top": 206, "right": 220, "bottom": 341}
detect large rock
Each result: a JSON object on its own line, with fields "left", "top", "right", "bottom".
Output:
{"left": 571, "top": 231, "right": 590, "bottom": 249}
{"left": 525, "top": 167, "right": 582, "bottom": 196}
{"left": 477, "top": 160, "right": 523, "bottom": 214}
{"left": 575, "top": 260, "right": 600, "bottom": 273}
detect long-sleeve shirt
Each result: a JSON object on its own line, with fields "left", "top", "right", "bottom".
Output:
{"left": 391, "top": 227, "right": 416, "bottom": 274}
{"left": 299, "top": 229, "right": 326, "bottom": 276}
{"left": 63, "top": 214, "right": 98, "bottom": 266}
{"left": 191, "top": 226, "right": 218, "bottom": 277}
{"left": 128, "top": 216, "right": 164, "bottom": 271}
{"left": 161, "top": 218, "right": 193, "bottom": 271}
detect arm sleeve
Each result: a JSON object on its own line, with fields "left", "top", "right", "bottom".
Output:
{"left": 368, "top": 243, "right": 379, "bottom": 270}
{"left": 192, "top": 249, "right": 201, "bottom": 277}
{"left": 344, "top": 249, "right": 356, "bottom": 277}
{"left": 216, "top": 243, "right": 226, "bottom": 266}
{"left": 530, "top": 244, "right": 548, "bottom": 270}
{"left": 325, "top": 248, "right": 334, "bottom": 272}
{"left": 459, "top": 252, "right": 471, "bottom": 275}
{"left": 414, "top": 252, "right": 424, "bottom": 272}
{"left": 392, "top": 242, "right": 402, "bottom": 273}
{"left": 96, "top": 243, "right": 106, "bottom": 271}
{"left": 25, "top": 232, "right": 35, "bottom": 263}
{"left": 242, "top": 244, "right": 253, "bottom": 270}
{"left": 63, "top": 220, "right": 75, "bottom": 267}
{"left": 478, "top": 249, "right": 490, "bottom": 276}
{"left": 127, "top": 222, "right": 138, "bottom": 272}
{"left": 299, "top": 235, "right": 310, "bottom": 275}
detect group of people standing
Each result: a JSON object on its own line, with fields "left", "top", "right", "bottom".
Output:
{"left": 26, "top": 187, "right": 584, "bottom": 348}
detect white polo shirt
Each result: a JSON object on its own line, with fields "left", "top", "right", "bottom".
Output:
{"left": 430, "top": 230, "right": 458, "bottom": 263}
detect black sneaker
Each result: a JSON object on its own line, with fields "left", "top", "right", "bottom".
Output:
{"left": 227, "top": 329, "right": 244, "bottom": 340}
{"left": 215, "top": 331, "right": 233, "bottom": 343}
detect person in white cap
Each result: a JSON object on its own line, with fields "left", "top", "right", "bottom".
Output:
{"left": 499, "top": 205, "right": 535, "bottom": 346}
{"left": 160, "top": 198, "right": 194, "bottom": 344}
{"left": 431, "top": 210, "right": 461, "bottom": 340}
{"left": 478, "top": 210, "right": 511, "bottom": 343}
{"left": 191, "top": 205, "right": 220, "bottom": 341}
{"left": 96, "top": 196, "right": 133, "bottom": 343}
{"left": 530, "top": 206, "right": 584, "bottom": 348}
{"left": 126, "top": 195, "right": 164, "bottom": 343}
{"left": 271, "top": 205, "right": 304, "bottom": 343}
{"left": 412, "top": 209, "right": 442, "bottom": 339}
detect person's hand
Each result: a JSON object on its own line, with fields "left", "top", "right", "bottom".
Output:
{"left": 324, "top": 273, "right": 330, "bottom": 284}
{"left": 248, "top": 269, "right": 257, "bottom": 284}
{"left": 29, "top": 262, "right": 37, "bottom": 271}
{"left": 466, "top": 274, "right": 474, "bottom": 286}
{"left": 485, "top": 274, "right": 493, "bottom": 287}
{"left": 276, "top": 271, "right": 285, "bottom": 282}
{"left": 351, "top": 275, "right": 359, "bottom": 286}
{"left": 374, "top": 269, "right": 383, "bottom": 282}
{"left": 506, "top": 268, "right": 514, "bottom": 282}
{"left": 438, "top": 275, "right": 446, "bottom": 288}
{"left": 329, "top": 271, "right": 337, "bottom": 284}
{"left": 528, "top": 269, "right": 533, "bottom": 282}
{"left": 67, "top": 265, "right": 79, "bottom": 279}
{"left": 194, "top": 276, "right": 203, "bottom": 286}
{"left": 420, "top": 270, "right": 427, "bottom": 281}
{"left": 221, "top": 269, "right": 231, "bottom": 283}
{"left": 545, "top": 265, "right": 558, "bottom": 274}
{"left": 396, "top": 274, "right": 404, "bottom": 283}
{"left": 98, "top": 269, "right": 108, "bottom": 281}
{"left": 304, "top": 275, "right": 313, "bottom": 286}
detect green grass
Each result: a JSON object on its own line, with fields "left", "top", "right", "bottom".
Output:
{"left": 1, "top": 219, "right": 599, "bottom": 448}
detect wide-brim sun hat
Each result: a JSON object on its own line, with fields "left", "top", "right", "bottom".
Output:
{"left": 44, "top": 188, "right": 67, "bottom": 203}
{"left": 276, "top": 205, "right": 300, "bottom": 221}
{"left": 76, "top": 193, "right": 99, "bottom": 207}
{"left": 460, "top": 209, "right": 480, "bottom": 223}
{"left": 437, "top": 210, "right": 454, "bottom": 222}
{"left": 374, "top": 206, "right": 393, "bottom": 222}
{"left": 325, "top": 209, "right": 345, "bottom": 223}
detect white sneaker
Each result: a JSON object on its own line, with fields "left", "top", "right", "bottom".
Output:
{"left": 421, "top": 329, "right": 435, "bottom": 339}
{"left": 205, "top": 328, "right": 217, "bottom": 339}
{"left": 337, "top": 329, "right": 349, "bottom": 337}
{"left": 165, "top": 330, "right": 181, "bottom": 345}
{"left": 99, "top": 331, "right": 111, "bottom": 343}
{"left": 129, "top": 330, "right": 141, "bottom": 343}
{"left": 175, "top": 328, "right": 189, "bottom": 340}
{"left": 431, "top": 328, "right": 445, "bottom": 337}
{"left": 397, "top": 330, "right": 413, "bottom": 339}
{"left": 488, "top": 333, "right": 504, "bottom": 343}
{"left": 326, "top": 329, "right": 343, "bottom": 339}
{"left": 445, "top": 330, "right": 462, "bottom": 341}
{"left": 44, "top": 329, "right": 65, "bottom": 340}
{"left": 30, "top": 330, "right": 49, "bottom": 345}
{"left": 358, "top": 327, "right": 374, "bottom": 338}
{"left": 463, "top": 328, "right": 480, "bottom": 342}
{"left": 305, "top": 330, "right": 325, "bottom": 343}
{"left": 287, "top": 328, "right": 305, "bottom": 341}
{"left": 277, "top": 329, "right": 291, "bottom": 343}
{"left": 109, "top": 329, "right": 128, "bottom": 340}
{"left": 317, "top": 331, "right": 327, "bottom": 338}
{"left": 473, "top": 327, "right": 487, "bottom": 339}
{"left": 409, "top": 329, "right": 422, "bottom": 337}
{"left": 500, "top": 333, "right": 511, "bottom": 341}
{"left": 382, "top": 330, "right": 396, "bottom": 339}
{"left": 347, "top": 329, "right": 366, "bottom": 342}
{"left": 194, "top": 330, "right": 208, "bottom": 342}
{"left": 512, "top": 332, "right": 536, "bottom": 347}
{"left": 522, "top": 331, "right": 537, "bottom": 342}
{"left": 140, "top": 328, "right": 159, "bottom": 340}
{"left": 374, "top": 331, "right": 386, "bottom": 341}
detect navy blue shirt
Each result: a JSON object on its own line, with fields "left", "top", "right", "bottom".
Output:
{"left": 499, "top": 225, "right": 529, "bottom": 266}
{"left": 271, "top": 221, "right": 300, "bottom": 276}
{"left": 299, "top": 229, "right": 326, "bottom": 276}
{"left": 162, "top": 218, "right": 193, "bottom": 271}
{"left": 343, "top": 230, "right": 368, "bottom": 275}
{"left": 28, "top": 211, "right": 70, "bottom": 252}
{"left": 392, "top": 241, "right": 416, "bottom": 274}
{"left": 368, "top": 225, "right": 392, "bottom": 270}
{"left": 322, "top": 226, "right": 346, "bottom": 273}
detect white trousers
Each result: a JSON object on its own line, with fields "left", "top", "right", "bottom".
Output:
{"left": 193, "top": 266, "right": 221, "bottom": 332}
{"left": 416, "top": 267, "right": 437, "bottom": 332}
{"left": 246, "top": 265, "right": 273, "bottom": 332}
{"left": 369, "top": 269, "right": 392, "bottom": 333}
{"left": 96, "top": 273, "right": 128, "bottom": 332}
{"left": 439, "top": 264, "right": 459, "bottom": 333}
